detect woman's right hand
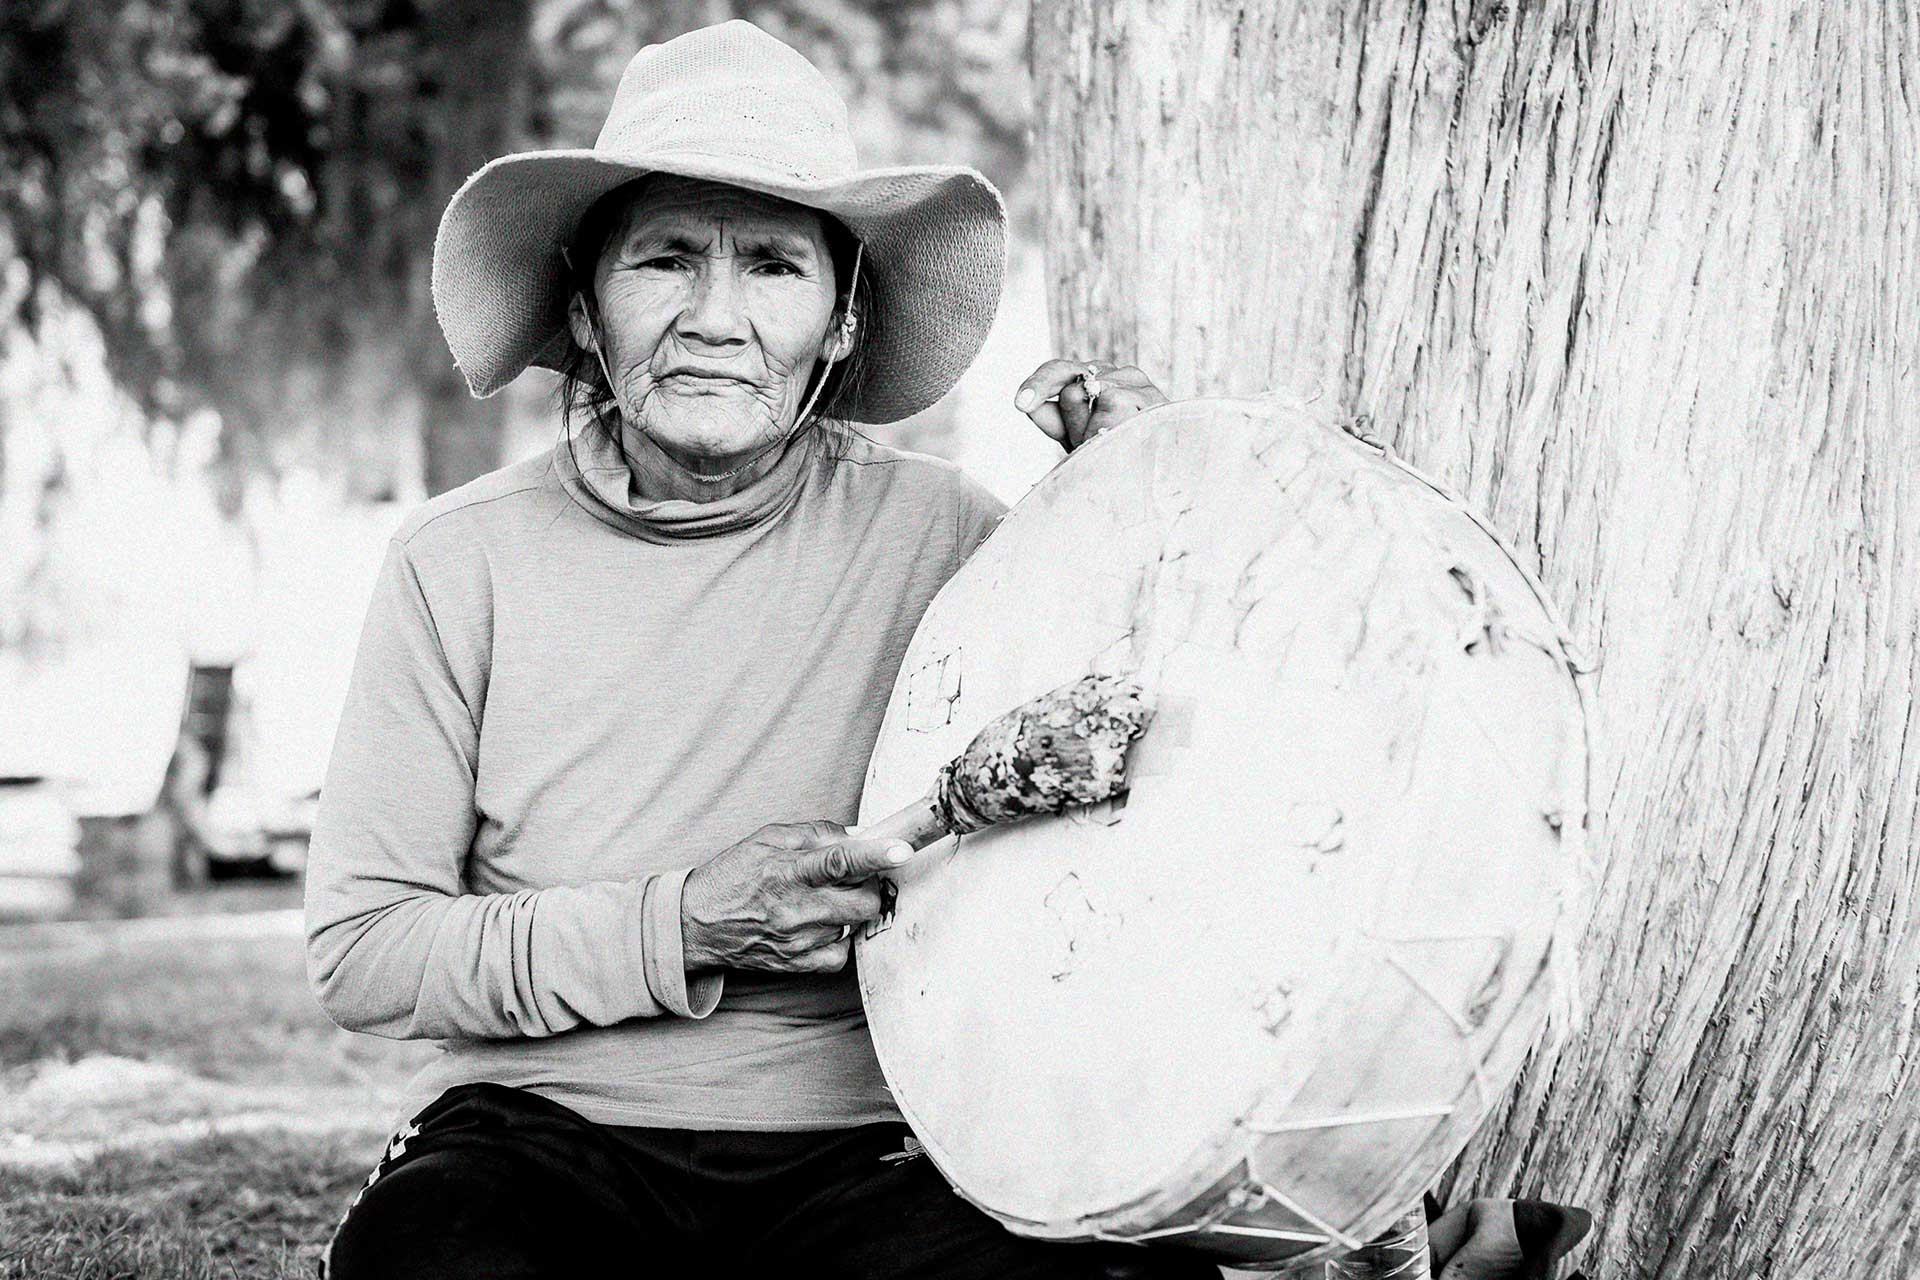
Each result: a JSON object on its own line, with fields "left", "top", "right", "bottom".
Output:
{"left": 680, "top": 821, "right": 909, "bottom": 974}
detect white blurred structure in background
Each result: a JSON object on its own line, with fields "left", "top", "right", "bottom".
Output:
{"left": 0, "top": 236, "right": 1055, "bottom": 919}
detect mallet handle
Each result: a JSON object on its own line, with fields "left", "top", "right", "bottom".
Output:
{"left": 852, "top": 785, "right": 951, "bottom": 853}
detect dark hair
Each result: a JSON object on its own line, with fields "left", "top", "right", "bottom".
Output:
{"left": 552, "top": 175, "right": 875, "bottom": 469}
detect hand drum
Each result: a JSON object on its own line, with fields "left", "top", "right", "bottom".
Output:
{"left": 855, "top": 396, "right": 1590, "bottom": 1269}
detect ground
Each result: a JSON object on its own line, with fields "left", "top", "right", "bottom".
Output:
{"left": 0, "top": 891, "right": 433, "bottom": 1278}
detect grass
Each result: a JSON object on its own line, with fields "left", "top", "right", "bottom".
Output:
{"left": 0, "top": 1130, "right": 375, "bottom": 1279}
{"left": 0, "top": 905, "right": 432, "bottom": 1278}
{"left": 0, "top": 925, "right": 413, "bottom": 1088}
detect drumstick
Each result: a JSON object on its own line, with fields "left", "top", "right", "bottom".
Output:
{"left": 857, "top": 673, "right": 1154, "bottom": 852}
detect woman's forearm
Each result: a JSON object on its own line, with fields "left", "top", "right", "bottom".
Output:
{"left": 305, "top": 869, "right": 719, "bottom": 1040}
{"left": 302, "top": 535, "right": 720, "bottom": 1042}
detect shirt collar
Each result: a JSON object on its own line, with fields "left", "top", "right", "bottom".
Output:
{"left": 552, "top": 416, "right": 819, "bottom": 544}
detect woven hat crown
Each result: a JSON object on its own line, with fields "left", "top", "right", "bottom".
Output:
{"left": 596, "top": 21, "right": 858, "bottom": 185}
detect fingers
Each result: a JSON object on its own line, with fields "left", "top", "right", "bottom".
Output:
{"left": 792, "top": 837, "right": 912, "bottom": 886}
{"left": 1511, "top": 1201, "right": 1592, "bottom": 1260}
{"left": 1432, "top": 1200, "right": 1530, "bottom": 1280}
{"left": 811, "top": 882, "right": 889, "bottom": 926}
{"left": 1025, "top": 395, "right": 1069, "bottom": 445}
{"left": 1426, "top": 1202, "right": 1477, "bottom": 1269}
{"left": 1014, "top": 360, "right": 1171, "bottom": 452}
{"left": 756, "top": 819, "right": 849, "bottom": 851}
{"left": 1056, "top": 376, "right": 1096, "bottom": 445}
{"left": 1081, "top": 385, "right": 1164, "bottom": 447}
{"left": 792, "top": 936, "right": 852, "bottom": 973}
{"left": 1014, "top": 360, "right": 1158, "bottom": 407}
{"left": 1429, "top": 1197, "right": 1593, "bottom": 1280}
{"left": 1013, "top": 358, "right": 1093, "bottom": 414}
{"left": 1015, "top": 358, "right": 1101, "bottom": 447}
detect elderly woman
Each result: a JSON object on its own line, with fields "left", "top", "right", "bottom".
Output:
{"left": 309, "top": 20, "right": 1586, "bottom": 1280}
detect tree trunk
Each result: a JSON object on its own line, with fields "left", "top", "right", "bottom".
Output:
{"left": 414, "top": 0, "right": 532, "bottom": 496}
{"left": 421, "top": 364, "right": 510, "bottom": 498}
{"left": 1032, "top": 3, "right": 1919, "bottom": 1278}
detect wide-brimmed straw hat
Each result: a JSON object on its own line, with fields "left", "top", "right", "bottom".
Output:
{"left": 430, "top": 20, "right": 1006, "bottom": 423}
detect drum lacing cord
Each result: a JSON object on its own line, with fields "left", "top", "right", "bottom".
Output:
{"left": 1077, "top": 1147, "right": 1377, "bottom": 1253}
{"left": 1121, "top": 1091, "right": 1478, "bottom": 1255}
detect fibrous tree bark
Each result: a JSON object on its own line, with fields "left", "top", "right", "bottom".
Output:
{"left": 1032, "top": 3, "right": 1919, "bottom": 1278}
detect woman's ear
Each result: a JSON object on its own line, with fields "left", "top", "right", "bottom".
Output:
{"left": 822, "top": 305, "right": 858, "bottom": 363}
{"left": 567, "top": 293, "right": 599, "bottom": 354}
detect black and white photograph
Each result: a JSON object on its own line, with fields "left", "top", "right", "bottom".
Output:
{"left": 1, "top": 2, "right": 1913, "bottom": 1277}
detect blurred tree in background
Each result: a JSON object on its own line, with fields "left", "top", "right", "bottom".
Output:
{"left": 1, "top": 0, "right": 535, "bottom": 501}
{"left": 0, "top": 0, "right": 1030, "bottom": 510}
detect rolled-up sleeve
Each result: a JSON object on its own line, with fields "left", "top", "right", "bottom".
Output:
{"left": 641, "top": 867, "right": 723, "bottom": 1018}
{"left": 303, "top": 537, "right": 720, "bottom": 1040}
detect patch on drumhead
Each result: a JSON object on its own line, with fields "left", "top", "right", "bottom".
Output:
{"left": 1066, "top": 791, "right": 1128, "bottom": 828}
{"left": 1124, "top": 694, "right": 1194, "bottom": 780}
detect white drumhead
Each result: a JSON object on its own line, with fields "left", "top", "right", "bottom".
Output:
{"left": 857, "top": 398, "right": 1585, "bottom": 1258}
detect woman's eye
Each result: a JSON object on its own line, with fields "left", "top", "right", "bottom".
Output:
{"left": 756, "top": 259, "right": 800, "bottom": 276}
{"left": 637, "top": 256, "right": 686, "bottom": 271}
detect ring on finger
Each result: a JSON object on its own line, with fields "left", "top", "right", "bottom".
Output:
{"left": 1078, "top": 361, "right": 1106, "bottom": 406}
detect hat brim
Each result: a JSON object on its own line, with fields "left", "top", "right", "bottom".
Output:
{"left": 430, "top": 150, "right": 1007, "bottom": 423}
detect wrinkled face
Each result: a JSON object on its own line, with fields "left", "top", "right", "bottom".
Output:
{"left": 569, "top": 175, "right": 842, "bottom": 469}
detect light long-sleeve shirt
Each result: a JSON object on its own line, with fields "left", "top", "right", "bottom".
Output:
{"left": 304, "top": 420, "right": 1006, "bottom": 1131}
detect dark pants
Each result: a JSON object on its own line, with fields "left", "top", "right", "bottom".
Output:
{"left": 324, "top": 1082, "right": 1222, "bottom": 1279}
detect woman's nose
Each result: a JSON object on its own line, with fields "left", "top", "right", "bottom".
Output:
{"left": 675, "top": 261, "right": 749, "bottom": 348}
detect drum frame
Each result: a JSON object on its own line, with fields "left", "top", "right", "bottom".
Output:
{"left": 859, "top": 397, "right": 1595, "bottom": 1272}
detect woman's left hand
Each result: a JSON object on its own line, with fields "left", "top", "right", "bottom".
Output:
{"left": 1014, "top": 359, "right": 1170, "bottom": 452}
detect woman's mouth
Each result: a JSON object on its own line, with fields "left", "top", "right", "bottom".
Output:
{"left": 662, "top": 370, "right": 751, "bottom": 391}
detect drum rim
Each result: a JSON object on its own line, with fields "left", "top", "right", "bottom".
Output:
{"left": 856, "top": 394, "right": 1597, "bottom": 1259}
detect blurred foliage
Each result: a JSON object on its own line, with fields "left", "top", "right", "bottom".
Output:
{"left": 1, "top": 0, "right": 534, "bottom": 495}
{"left": 537, "top": 1, "right": 1030, "bottom": 201}
{"left": 0, "top": 0, "right": 1031, "bottom": 495}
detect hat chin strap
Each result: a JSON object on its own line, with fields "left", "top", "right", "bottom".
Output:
{"left": 585, "top": 240, "right": 862, "bottom": 486}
